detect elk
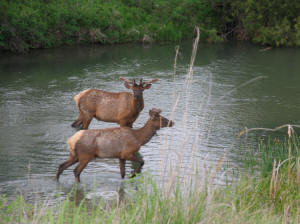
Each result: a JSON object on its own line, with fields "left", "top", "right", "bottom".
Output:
{"left": 56, "top": 108, "right": 174, "bottom": 182}
{"left": 71, "top": 77, "right": 158, "bottom": 129}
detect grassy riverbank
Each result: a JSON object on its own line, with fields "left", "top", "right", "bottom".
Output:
{"left": 0, "top": 0, "right": 221, "bottom": 53}
{"left": 1, "top": 137, "right": 299, "bottom": 224}
{"left": 1, "top": 0, "right": 300, "bottom": 53}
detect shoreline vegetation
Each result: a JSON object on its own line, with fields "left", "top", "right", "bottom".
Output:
{"left": 1, "top": 0, "right": 300, "bottom": 53}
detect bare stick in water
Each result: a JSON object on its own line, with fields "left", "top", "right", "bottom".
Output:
{"left": 215, "top": 75, "right": 267, "bottom": 105}
{"left": 173, "top": 45, "right": 180, "bottom": 80}
{"left": 238, "top": 124, "right": 300, "bottom": 137}
{"left": 187, "top": 26, "right": 200, "bottom": 80}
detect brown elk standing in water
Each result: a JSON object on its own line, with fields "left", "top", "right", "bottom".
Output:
{"left": 71, "top": 77, "right": 158, "bottom": 129}
{"left": 56, "top": 108, "right": 174, "bottom": 182}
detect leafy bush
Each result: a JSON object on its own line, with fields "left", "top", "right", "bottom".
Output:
{"left": 222, "top": 0, "right": 300, "bottom": 46}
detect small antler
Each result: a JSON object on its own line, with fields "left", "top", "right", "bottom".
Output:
{"left": 120, "top": 77, "right": 132, "bottom": 83}
{"left": 139, "top": 78, "right": 143, "bottom": 86}
{"left": 143, "top": 78, "right": 159, "bottom": 85}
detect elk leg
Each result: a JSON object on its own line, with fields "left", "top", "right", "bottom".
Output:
{"left": 123, "top": 154, "right": 144, "bottom": 178}
{"left": 73, "top": 158, "right": 90, "bottom": 183}
{"left": 56, "top": 157, "right": 78, "bottom": 181}
{"left": 82, "top": 116, "right": 93, "bottom": 130}
{"left": 71, "top": 113, "right": 84, "bottom": 128}
{"left": 71, "top": 119, "right": 83, "bottom": 128}
{"left": 119, "top": 159, "right": 126, "bottom": 178}
{"left": 120, "top": 120, "right": 133, "bottom": 128}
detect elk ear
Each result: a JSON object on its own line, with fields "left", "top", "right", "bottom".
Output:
{"left": 144, "top": 84, "right": 152, "bottom": 89}
{"left": 149, "top": 110, "right": 155, "bottom": 118}
{"left": 149, "top": 108, "right": 162, "bottom": 117}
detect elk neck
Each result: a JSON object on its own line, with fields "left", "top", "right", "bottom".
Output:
{"left": 134, "top": 118, "right": 157, "bottom": 146}
{"left": 131, "top": 94, "right": 144, "bottom": 113}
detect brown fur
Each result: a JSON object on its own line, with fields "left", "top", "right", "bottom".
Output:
{"left": 72, "top": 78, "right": 158, "bottom": 129}
{"left": 56, "top": 108, "right": 174, "bottom": 182}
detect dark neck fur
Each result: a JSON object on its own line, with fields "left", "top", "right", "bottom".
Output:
{"left": 131, "top": 94, "right": 144, "bottom": 112}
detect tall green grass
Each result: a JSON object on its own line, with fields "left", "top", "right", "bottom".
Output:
{"left": 0, "top": 156, "right": 299, "bottom": 224}
{"left": 243, "top": 136, "right": 300, "bottom": 176}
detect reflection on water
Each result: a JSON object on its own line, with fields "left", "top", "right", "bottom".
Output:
{"left": 1, "top": 42, "right": 300, "bottom": 202}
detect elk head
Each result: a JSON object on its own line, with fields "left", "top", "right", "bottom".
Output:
{"left": 120, "top": 77, "right": 158, "bottom": 100}
{"left": 149, "top": 108, "right": 174, "bottom": 129}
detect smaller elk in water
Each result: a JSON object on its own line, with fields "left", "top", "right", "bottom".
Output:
{"left": 56, "top": 108, "right": 174, "bottom": 182}
{"left": 71, "top": 77, "right": 158, "bottom": 129}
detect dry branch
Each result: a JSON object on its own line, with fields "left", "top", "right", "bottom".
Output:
{"left": 238, "top": 124, "right": 300, "bottom": 137}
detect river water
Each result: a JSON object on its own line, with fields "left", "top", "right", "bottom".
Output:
{"left": 0, "top": 42, "right": 300, "bottom": 202}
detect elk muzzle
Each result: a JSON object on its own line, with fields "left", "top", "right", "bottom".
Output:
{"left": 160, "top": 116, "right": 174, "bottom": 128}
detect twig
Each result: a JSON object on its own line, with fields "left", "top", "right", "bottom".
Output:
{"left": 187, "top": 26, "right": 200, "bottom": 80}
{"left": 238, "top": 124, "right": 300, "bottom": 137}
{"left": 297, "top": 158, "right": 300, "bottom": 185}
{"left": 260, "top": 47, "right": 272, "bottom": 52}
{"left": 215, "top": 75, "right": 267, "bottom": 105}
{"left": 173, "top": 45, "right": 180, "bottom": 80}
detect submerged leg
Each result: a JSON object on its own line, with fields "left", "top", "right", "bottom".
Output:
{"left": 119, "top": 159, "right": 126, "bottom": 178}
{"left": 71, "top": 113, "right": 84, "bottom": 128}
{"left": 71, "top": 119, "right": 83, "bottom": 128}
{"left": 120, "top": 120, "right": 133, "bottom": 128}
{"left": 56, "top": 157, "right": 78, "bottom": 181}
{"left": 73, "top": 157, "right": 91, "bottom": 183}
{"left": 82, "top": 116, "right": 93, "bottom": 130}
{"left": 123, "top": 154, "right": 144, "bottom": 178}
{"left": 126, "top": 122, "right": 133, "bottom": 128}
